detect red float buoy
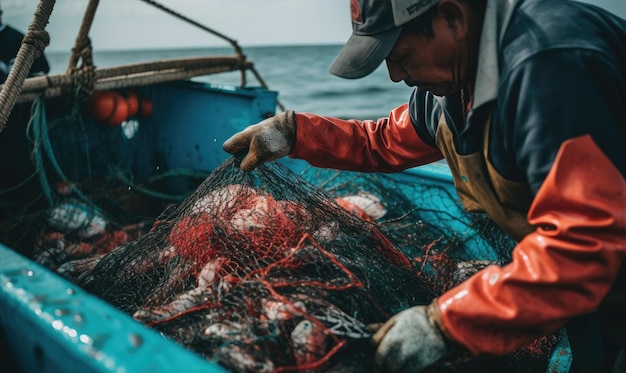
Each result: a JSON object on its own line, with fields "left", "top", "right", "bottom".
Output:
{"left": 105, "top": 93, "right": 129, "bottom": 126}
{"left": 140, "top": 98, "right": 153, "bottom": 118}
{"left": 87, "top": 91, "right": 116, "bottom": 121}
{"left": 126, "top": 90, "right": 139, "bottom": 117}
{"left": 87, "top": 90, "right": 130, "bottom": 126}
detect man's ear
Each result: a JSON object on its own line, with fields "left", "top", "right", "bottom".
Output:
{"left": 437, "top": 0, "right": 468, "bottom": 40}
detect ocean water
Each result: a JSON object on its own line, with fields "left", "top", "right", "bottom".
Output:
{"left": 45, "top": 45, "right": 414, "bottom": 120}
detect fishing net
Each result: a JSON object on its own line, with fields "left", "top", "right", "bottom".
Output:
{"left": 1, "top": 99, "right": 559, "bottom": 373}
{"left": 300, "top": 166, "right": 516, "bottom": 295}
{"left": 0, "top": 96, "right": 195, "bottom": 267}
{"left": 53, "top": 158, "right": 559, "bottom": 373}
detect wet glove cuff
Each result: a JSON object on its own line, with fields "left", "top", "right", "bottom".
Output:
{"left": 427, "top": 299, "right": 459, "bottom": 354}
{"left": 372, "top": 299, "right": 457, "bottom": 372}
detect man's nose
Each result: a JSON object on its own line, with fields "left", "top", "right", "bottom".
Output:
{"left": 385, "top": 60, "right": 408, "bottom": 83}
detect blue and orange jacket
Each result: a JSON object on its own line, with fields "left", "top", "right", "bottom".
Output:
{"left": 288, "top": 0, "right": 626, "bottom": 358}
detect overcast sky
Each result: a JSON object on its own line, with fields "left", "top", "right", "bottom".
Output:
{"left": 3, "top": 0, "right": 626, "bottom": 52}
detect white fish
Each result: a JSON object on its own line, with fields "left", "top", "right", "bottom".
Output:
{"left": 57, "top": 256, "right": 102, "bottom": 282}
{"left": 197, "top": 257, "right": 236, "bottom": 292}
{"left": 229, "top": 195, "right": 272, "bottom": 233}
{"left": 190, "top": 184, "right": 258, "bottom": 215}
{"left": 133, "top": 287, "right": 210, "bottom": 324}
{"left": 261, "top": 298, "right": 306, "bottom": 321}
{"left": 337, "top": 192, "right": 387, "bottom": 220}
{"left": 219, "top": 344, "right": 274, "bottom": 373}
{"left": 47, "top": 200, "right": 107, "bottom": 238}
{"left": 203, "top": 322, "right": 245, "bottom": 340}
{"left": 290, "top": 319, "right": 327, "bottom": 372}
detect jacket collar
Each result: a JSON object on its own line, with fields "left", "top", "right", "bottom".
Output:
{"left": 472, "top": 0, "right": 521, "bottom": 110}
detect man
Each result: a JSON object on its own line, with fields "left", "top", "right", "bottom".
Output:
{"left": 0, "top": 3, "right": 50, "bottom": 84}
{"left": 223, "top": 0, "right": 626, "bottom": 371}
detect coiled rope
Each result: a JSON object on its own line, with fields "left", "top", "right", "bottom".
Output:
{"left": 65, "top": 0, "right": 99, "bottom": 103}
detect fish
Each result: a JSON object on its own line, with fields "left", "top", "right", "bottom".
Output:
{"left": 133, "top": 286, "right": 213, "bottom": 324}
{"left": 261, "top": 298, "right": 307, "bottom": 321}
{"left": 218, "top": 344, "right": 274, "bottom": 373}
{"left": 229, "top": 195, "right": 272, "bottom": 233}
{"left": 47, "top": 200, "right": 108, "bottom": 238}
{"left": 34, "top": 234, "right": 70, "bottom": 268}
{"left": 228, "top": 194, "right": 313, "bottom": 236}
{"left": 56, "top": 256, "right": 102, "bottom": 282}
{"left": 290, "top": 319, "right": 328, "bottom": 373}
{"left": 197, "top": 256, "right": 237, "bottom": 294}
{"left": 190, "top": 184, "right": 259, "bottom": 215}
{"left": 203, "top": 321, "right": 247, "bottom": 341}
{"left": 335, "top": 191, "right": 387, "bottom": 221}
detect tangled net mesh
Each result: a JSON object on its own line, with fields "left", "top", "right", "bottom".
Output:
{"left": 50, "top": 158, "right": 557, "bottom": 373}
{"left": 1, "top": 101, "right": 559, "bottom": 373}
{"left": 64, "top": 158, "right": 432, "bottom": 372}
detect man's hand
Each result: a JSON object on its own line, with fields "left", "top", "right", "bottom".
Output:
{"left": 372, "top": 303, "right": 453, "bottom": 372}
{"left": 222, "top": 110, "right": 296, "bottom": 171}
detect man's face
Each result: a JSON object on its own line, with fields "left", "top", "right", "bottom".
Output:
{"left": 384, "top": 15, "right": 465, "bottom": 97}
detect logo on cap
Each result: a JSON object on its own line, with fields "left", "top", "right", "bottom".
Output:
{"left": 351, "top": 0, "right": 363, "bottom": 24}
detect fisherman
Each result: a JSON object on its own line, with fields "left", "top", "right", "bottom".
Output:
{"left": 223, "top": 0, "right": 626, "bottom": 371}
{"left": 0, "top": 1, "right": 50, "bottom": 84}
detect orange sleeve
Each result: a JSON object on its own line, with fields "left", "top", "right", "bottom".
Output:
{"left": 437, "top": 135, "right": 626, "bottom": 355}
{"left": 289, "top": 104, "right": 443, "bottom": 173}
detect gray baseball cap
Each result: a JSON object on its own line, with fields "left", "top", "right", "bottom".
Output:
{"left": 329, "top": 0, "right": 439, "bottom": 79}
